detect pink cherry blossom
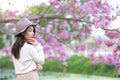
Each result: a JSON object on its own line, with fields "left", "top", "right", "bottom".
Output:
{"left": 76, "top": 44, "right": 86, "bottom": 52}
{"left": 2, "top": 0, "right": 120, "bottom": 74}
{"left": 4, "top": 10, "right": 18, "bottom": 18}
{"left": 105, "top": 31, "right": 120, "bottom": 39}
{"left": 104, "top": 40, "right": 115, "bottom": 47}
{"left": 92, "top": 61, "right": 99, "bottom": 66}
{"left": 58, "top": 30, "right": 72, "bottom": 40}
{"left": 117, "top": 10, "right": 120, "bottom": 16}
{"left": 95, "top": 39, "right": 103, "bottom": 48}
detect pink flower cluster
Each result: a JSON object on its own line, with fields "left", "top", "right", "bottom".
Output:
{"left": 2, "top": 0, "right": 120, "bottom": 74}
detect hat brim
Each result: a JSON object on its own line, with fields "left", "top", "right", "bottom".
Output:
{"left": 15, "top": 23, "right": 37, "bottom": 37}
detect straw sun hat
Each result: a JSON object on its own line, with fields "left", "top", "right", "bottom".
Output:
{"left": 15, "top": 18, "right": 37, "bottom": 36}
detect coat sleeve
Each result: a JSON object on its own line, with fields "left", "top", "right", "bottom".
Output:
{"left": 29, "top": 44, "right": 45, "bottom": 64}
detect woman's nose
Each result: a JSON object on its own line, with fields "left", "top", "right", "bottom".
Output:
{"left": 31, "top": 32, "right": 34, "bottom": 36}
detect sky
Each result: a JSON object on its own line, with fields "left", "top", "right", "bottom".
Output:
{"left": 0, "top": 0, "right": 49, "bottom": 12}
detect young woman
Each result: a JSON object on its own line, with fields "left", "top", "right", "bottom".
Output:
{"left": 12, "top": 18, "right": 45, "bottom": 80}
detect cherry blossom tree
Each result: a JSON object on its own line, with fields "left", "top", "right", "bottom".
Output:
{"left": 0, "top": 0, "right": 120, "bottom": 74}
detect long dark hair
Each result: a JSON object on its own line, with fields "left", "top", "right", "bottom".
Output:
{"left": 11, "top": 34, "right": 26, "bottom": 59}
{"left": 12, "top": 26, "right": 36, "bottom": 59}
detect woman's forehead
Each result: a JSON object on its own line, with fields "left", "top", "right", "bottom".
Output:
{"left": 27, "top": 26, "right": 34, "bottom": 29}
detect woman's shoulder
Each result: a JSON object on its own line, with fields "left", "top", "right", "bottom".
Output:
{"left": 23, "top": 42, "right": 43, "bottom": 50}
{"left": 23, "top": 42, "right": 34, "bottom": 49}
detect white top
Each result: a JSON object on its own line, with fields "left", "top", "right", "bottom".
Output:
{"left": 12, "top": 42, "right": 45, "bottom": 74}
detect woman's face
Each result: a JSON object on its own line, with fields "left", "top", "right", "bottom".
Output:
{"left": 23, "top": 26, "right": 35, "bottom": 40}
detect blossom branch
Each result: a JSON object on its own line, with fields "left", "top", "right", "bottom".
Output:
{"left": 0, "top": 16, "right": 92, "bottom": 24}
{"left": 102, "top": 27, "right": 120, "bottom": 33}
{"left": 41, "top": 5, "right": 51, "bottom": 18}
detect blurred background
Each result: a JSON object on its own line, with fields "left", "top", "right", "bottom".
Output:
{"left": 0, "top": 0, "right": 120, "bottom": 80}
